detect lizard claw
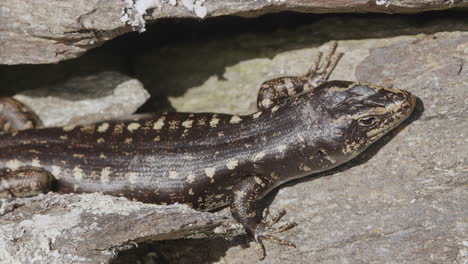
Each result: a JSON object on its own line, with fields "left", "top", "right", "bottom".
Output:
{"left": 305, "top": 40, "right": 344, "bottom": 85}
{"left": 254, "top": 208, "right": 297, "bottom": 260}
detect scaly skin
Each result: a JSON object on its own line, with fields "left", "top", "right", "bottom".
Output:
{"left": 0, "top": 42, "right": 416, "bottom": 259}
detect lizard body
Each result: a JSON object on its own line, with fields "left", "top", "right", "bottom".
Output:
{"left": 0, "top": 42, "right": 416, "bottom": 257}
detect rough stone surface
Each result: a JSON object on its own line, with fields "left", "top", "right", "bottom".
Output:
{"left": 13, "top": 72, "right": 150, "bottom": 127}
{"left": 130, "top": 18, "right": 467, "bottom": 263}
{"left": 0, "top": 193, "right": 239, "bottom": 264}
{"left": 0, "top": 15, "right": 467, "bottom": 264}
{"left": 1, "top": 0, "right": 468, "bottom": 64}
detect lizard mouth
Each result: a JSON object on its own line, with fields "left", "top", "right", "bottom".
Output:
{"left": 395, "top": 90, "right": 416, "bottom": 119}
{"left": 366, "top": 90, "right": 416, "bottom": 140}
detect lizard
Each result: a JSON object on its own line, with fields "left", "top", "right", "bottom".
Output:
{"left": 0, "top": 42, "right": 416, "bottom": 258}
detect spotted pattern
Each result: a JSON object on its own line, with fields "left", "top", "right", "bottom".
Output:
{"left": 101, "top": 167, "right": 112, "bottom": 184}
{"left": 204, "top": 168, "right": 216, "bottom": 178}
{"left": 0, "top": 44, "right": 416, "bottom": 258}
{"left": 97, "top": 123, "right": 109, "bottom": 133}
{"left": 226, "top": 159, "right": 238, "bottom": 170}
{"left": 153, "top": 117, "right": 165, "bottom": 130}
{"left": 210, "top": 116, "right": 220, "bottom": 127}
{"left": 230, "top": 115, "right": 242, "bottom": 124}
{"left": 127, "top": 122, "right": 141, "bottom": 132}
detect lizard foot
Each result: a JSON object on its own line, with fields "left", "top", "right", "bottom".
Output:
{"left": 0, "top": 97, "right": 41, "bottom": 133}
{"left": 305, "top": 40, "right": 344, "bottom": 85}
{"left": 0, "top": 167, "right": 55, "bottom": 198}
{"left": 254, "top": 208, "right": 297, "bottom": 260}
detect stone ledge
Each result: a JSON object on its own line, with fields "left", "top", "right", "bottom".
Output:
{"left": 1, "top": 0, "right": 468, "bottom": 64}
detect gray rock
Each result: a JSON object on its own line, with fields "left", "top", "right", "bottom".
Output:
{"left": 129, "top": 19, "right": 467, "bottom": 263}
{"left": 0, "top": 15, "right": 467, "bottom": 264}
{"left": 13, "top": 72, "right": 150, "bottom": 127}
{"left": 0, "top": 193, "right": 240, "bottom": 264}
{"left": 1, "top": 0, "right": 468, "bottom": 64}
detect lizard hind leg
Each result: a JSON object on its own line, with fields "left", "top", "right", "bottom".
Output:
{"left": 230, "top": 176, "right": 297, "bottom": 260}
{"left": 0, "top": 97, "right": 42, "bottom": 133}
{"left": 0, "top": 167, "right": 55, "bottom": 198}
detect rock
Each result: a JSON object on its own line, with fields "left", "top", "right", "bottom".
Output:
{"left": 0, "top": 193, "right": 240, "bottom": 264}
{"left": 2, "top": 0, "right": 468, "bottom": 64}
{"left": 0, "top": 14, "right": 467, "bottom": 264}
{"left": 128, "top": 18, "right": 467, "bottom": 263}
{"left": 13, "top": 72, "right": 150, "bottom": 127}
{"left": 134, "top": 15, "right": 468, "bottom": 115}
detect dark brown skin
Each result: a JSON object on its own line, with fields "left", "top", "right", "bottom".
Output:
{"left": 0, "top": 42, "right": 416, "bottom": 258}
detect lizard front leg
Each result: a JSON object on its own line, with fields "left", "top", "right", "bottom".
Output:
{"left": 257, "top": 41, "right": 343, "bottom": 110}
{"left": 230, "top": 176, "right": 297, "bottom": 259}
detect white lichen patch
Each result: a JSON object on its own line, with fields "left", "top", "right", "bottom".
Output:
{"left": 0, "top": 205, "right": 83, "bottom": 263}
{"left": 71, "top": 193, "right": 167, "bottom": 216}
{"left": 121, "top": 0, "right": 207, "bottom": 33}
{"left": 376, "top": 0, "right": 393, "bottom": 7}
{"left": 181, "top": 0, "right": 208, "bottom": 18}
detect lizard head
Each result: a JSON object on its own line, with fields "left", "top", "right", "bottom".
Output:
{"left": 311, "top": 80, "right": 416, "bottom": 161}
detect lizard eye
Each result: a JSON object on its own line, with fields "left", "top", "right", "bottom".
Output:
{"left": 358, "top": 116, "right": 378, "bottom": 127}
